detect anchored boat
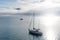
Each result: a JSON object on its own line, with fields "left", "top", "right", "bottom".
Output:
{"left": 29, "top": 28, "right": 42, "bottom": 36}
{"left": 28, "top": 12, "right": 42, "bottom": 36}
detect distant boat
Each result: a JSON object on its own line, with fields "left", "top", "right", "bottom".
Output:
{"left": 20, "top": 18, "right": 23, "bottom": 20}
{"left": 28, "top": 12, "right": 42, "bottom": 36}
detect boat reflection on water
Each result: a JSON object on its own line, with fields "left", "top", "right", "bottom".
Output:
{"left": 28, "top": 32, "right": 44, "bottom": 40}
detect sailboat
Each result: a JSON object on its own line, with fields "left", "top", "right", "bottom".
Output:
{"left": 28, "top": 12, "right": 42, "bottom": 36}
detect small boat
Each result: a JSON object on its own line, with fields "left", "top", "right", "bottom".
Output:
{"left": 29, "top": 28, "right": 42, "bottom": 36}
{"left": 20, "top": 18, "right": 23, "bottom": 20}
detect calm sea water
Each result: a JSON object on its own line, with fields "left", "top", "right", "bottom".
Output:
{"left": 0, "top": 15, "right": 44, "bottom": 40}
{"left": 0, "top": 14, "right": 60, "bottom": 40}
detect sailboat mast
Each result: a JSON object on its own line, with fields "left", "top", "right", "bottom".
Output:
{"left": 33, "top": 12, "right": 35, "bottom": 29}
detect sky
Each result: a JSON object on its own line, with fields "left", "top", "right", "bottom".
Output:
{"left": 0, "top": 0, "right": 16, "bottom": 7}
{"left": 0, "top": 0, "right": 16, "bottom": 13}
{"left": 0, "top": 0, "right": 44, "bottom": 13}
{"left": 0, "top": 0, "right": 45, "bottom": 12}
{"left": 0, "top": 0, "right": 60, "bottom": 13}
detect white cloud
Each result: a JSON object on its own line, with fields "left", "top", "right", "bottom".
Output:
{"left": 0, "top": 0, "right": 42, "bottom": 13}
{"left": 0, "top": 0, "right": 60, "bottom": 13}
